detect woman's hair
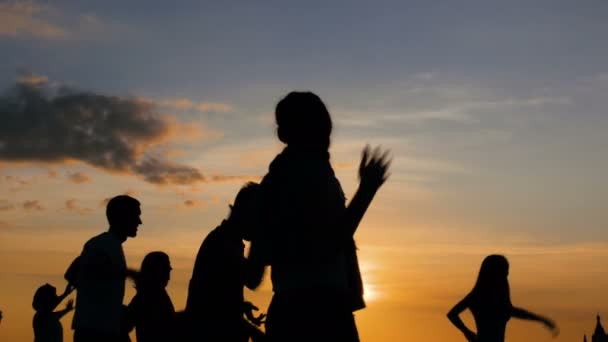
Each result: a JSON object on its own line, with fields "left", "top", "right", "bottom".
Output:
{"left": 32, "top": 284, "right": 56, "bottom": 311}
{"left": 136, "top": 251, "right": 171, "bottom": 291}
{"left": 275, "top": 91, "right": 332, "bottom": 150}
{"left": 469, "top": 254, "right": 512, "bottom": 315}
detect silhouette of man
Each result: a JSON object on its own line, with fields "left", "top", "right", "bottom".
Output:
{"left": 72, "top": 195, "right": 141, "bottom": 342}
{"left": 186, "top": 183, "right": 265, "bottom": 342}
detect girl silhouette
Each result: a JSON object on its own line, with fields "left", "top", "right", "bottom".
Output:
{"left": 447, "top": 254, "right": 559, "bottom": 342}
{"left": 127, "top": 252, "right": 175, "bottom": 342}
{"left": 248, "top": 92, "right": 390, "bottom": 342}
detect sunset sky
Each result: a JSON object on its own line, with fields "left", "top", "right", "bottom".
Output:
{"left": 1, "top": 1, "right": 608, "bottom": 341}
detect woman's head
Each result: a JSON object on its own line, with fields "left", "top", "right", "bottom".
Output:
{"left": 275, "top": 91, "right": 332, "bottom": 151}
{"left": 32, "top": 284, "right": 57, "bottom": 312}
{"left": 470, "top": 255, "right": 511, "bottom": 312}
{"left": 478, "top": 254, "right": 509, "bottom": 283}
{"left": 137, "top": 251, "right": 172, "bottom": 290}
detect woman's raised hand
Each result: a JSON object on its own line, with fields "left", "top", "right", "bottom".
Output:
{"left": 358, "top": 145, "right": 392, "bottom": 193}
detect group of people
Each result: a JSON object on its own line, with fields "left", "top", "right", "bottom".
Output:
{"left": 30, "top": 91, "right": 559, "bottom": 342}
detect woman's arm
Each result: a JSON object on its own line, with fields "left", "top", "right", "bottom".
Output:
{"left": 447, "top": 295, "right": 477, "bottom": 341}
{"left": 511, "top": 306, "right": 558, "bottom": 336}
{"left": 342, "top": 145, "right": 391, "bottom": 236}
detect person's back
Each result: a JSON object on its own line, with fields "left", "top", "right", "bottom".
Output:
{"left": 187, "top": 223, "right": 248, "bottom": 341}
{"left": 186, "top": 183, "right": 265, "bottom": 342}
{"left": 73, "top": 232, "right": 126, "bottom": 336}
{"left": 469, "top": 300, "right": 511, "bottom": 342}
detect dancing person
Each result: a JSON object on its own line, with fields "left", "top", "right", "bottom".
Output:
{"left": 447, "top": 254, "right": 559, "bottom": 342}
{"left": 247, "top": 91, "right": 391, "bottom": 342}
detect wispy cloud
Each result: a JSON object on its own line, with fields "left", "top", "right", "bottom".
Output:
{"left": 0, "top": 200, "right": 15, "bottom": 211}
{"left": 157, "top": 98, "right": 234, "bottom": 114}
{"left": 0, "top": 1, "right": 67, "bottom": 39}
{"left": 0, "top": 1, "right": 114, "bottom": 41}
{"left": 22, "top": 200, "right": 43, "bottom": 211}
{"left": 65, "top": 198, "right": 93, "bottom": 214}
{"left": 67, "top": 172, "right": 91, "bottom": 184}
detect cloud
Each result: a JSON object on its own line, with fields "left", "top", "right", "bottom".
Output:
{"left": 16, "top": 70, "right": 49, "bottom": 86}
{"left": 206, "top": 175, "right": 261, "bottom": 183}
{"left": 67, "top": 172, "right": 91, "bottom": 184}
{"left": 22, "top": 200, "right": 43, "bottom": 211}
{"left": 158, "top": 98, "right": 233, "bottom": 114}
{"left": 0, "top": 200, "right": 15, "bottom": 211}
{"left": 0, "top": 75, "right": 209, "bottom": 185}
{"left": 183, "top": 199, "right": 207, "bottom": 209}
{"left": 133, "top": 156, "right": 204, "bottom": 185}
{"left": 65, "top": 198, "right": 92, "bottom": 214}
{"left": 0, "top": 1, "right": 68, "bottom": 39}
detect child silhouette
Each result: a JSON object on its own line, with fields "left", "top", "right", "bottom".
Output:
{"left": 32, "top": 283, "right": 74, "bottom": 342}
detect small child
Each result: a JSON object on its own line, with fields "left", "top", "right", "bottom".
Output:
{"left": 32, "top": 283, "right": 75, "bottom": 342}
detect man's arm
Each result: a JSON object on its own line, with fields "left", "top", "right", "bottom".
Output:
{"left": 244, "top": 241, "right": 266, "bottom": 290}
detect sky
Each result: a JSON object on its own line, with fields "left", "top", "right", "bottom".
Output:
{"left": 1, "top": 0, "right": 608, "bottom": 340}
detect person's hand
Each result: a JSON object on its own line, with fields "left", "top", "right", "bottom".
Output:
{"left": 358, "top": 145, "right": 391, "bottom": 193}
{"left": 543, "top": 318, "right": 559, "bottom": 337}
{"left": 63, "top": 283, "right": 76, "bottom": 296}
{"left": 463, "top": 330, "right": 477, "bottom": 342}
{"left": 243, "top": 301, "right": 266, "bottom": 326}
{"left": 65, "top": 299, "right": 74, "bottom": 311}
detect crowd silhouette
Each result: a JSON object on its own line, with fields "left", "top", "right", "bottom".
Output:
{"left": 24, "top": 91, "right": 559, "bottom": 342}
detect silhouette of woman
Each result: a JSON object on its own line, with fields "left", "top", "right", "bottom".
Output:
{"left": 127, "top": 251, "right": 175, "bottom": 342}
{"left": 248, "top": 92, "right": 390, "bottom": 342}
{"left": 447, "top": 254, "right": 559, "bottom": 342}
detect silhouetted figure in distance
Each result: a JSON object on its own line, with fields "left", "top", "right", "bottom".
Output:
{"left": 447, "top": 254, "right": 559, "bottom": 341}
{"left": 127, "top": 251, "right": 175, "bottom": 342}
{"left": 72, "top": 195, "right": 141, "bottom": 342}
{"left": 247, "top": 92, "right": 391, "bottom": 342}
{"left": 32, "top": 283, "right": 74, "bottom": 342}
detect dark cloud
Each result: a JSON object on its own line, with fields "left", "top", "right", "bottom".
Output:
{"left": 67, "top": 171, "right": 91, "bottom": 184}
{"left": 0, "top": 76, "right": 205, "bottom": 185}
{"left": 22, "top": 200, "right": 43, "bottom": 211}
{"left": 133, "top": 156, "right": 204, "bottom": 185}
{"left": 207, "top": 175, "right": 261, "bottom": 183}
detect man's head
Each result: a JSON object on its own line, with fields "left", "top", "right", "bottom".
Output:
{"left": 228, "top": 182, "right": 261, "bottom": 241}
{"left": 106, "top": 195, "right": 142, "bottom": 239}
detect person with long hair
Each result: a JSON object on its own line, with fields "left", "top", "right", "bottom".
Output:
{"left": 127, "top": 251, "right": 175, "bottom": 342}
{"left": 447, "top": 254, "right": 559, "bottom": 342}
{"left": 247, "top": 91, "right": 391, "bottom": 342}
